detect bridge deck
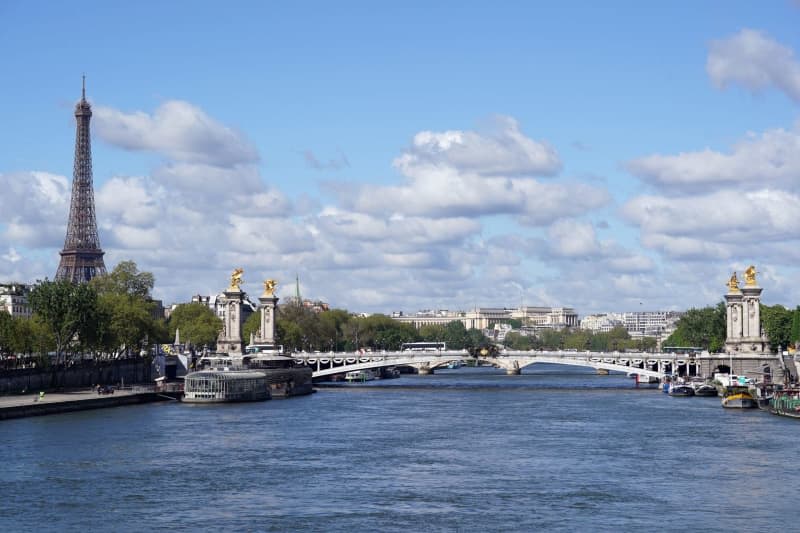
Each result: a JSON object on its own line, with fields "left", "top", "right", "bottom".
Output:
{"left": 291, "top": 350, "right": 734, "bottom": 379}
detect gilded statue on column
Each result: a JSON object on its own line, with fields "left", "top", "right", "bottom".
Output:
{"left": 744, "top": 265, "right": 757, "bottom": 286}
{"left": 229, "top": 268, "right": 244, "bottom": 291}
{"left": 726, "top": 272, "right": 740, "bottom": 292}
{"left": 263, "top": 279, "right": 277, "bottom": 296}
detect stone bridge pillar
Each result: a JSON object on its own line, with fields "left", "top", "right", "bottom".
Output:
{"left": 506, "top": 360, "right": 521, "bottom": 375}
{"left": 417, "top": 363, "right": 434, "bottom": 375}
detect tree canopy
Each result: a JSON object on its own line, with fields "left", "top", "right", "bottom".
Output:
{"left": 168, "top": 302, "right": 222, "bottom": 349}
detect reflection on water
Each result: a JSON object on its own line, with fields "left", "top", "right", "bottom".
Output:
{"left": 1, "top": 365, "right": 798, "bottom": 532}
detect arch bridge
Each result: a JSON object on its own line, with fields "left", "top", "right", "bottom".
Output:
{"left": 292, "top": 350, "right": 711, "bottom": 380}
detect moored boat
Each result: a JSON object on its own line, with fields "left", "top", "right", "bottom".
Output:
{"left": 345, "top": 369, "right": 376, "bottom": 382}
{"left": 721, "top": 387, "right": 756, "bottom": 408}
{"left": 692, "top": 382, "right": 718, "bottom": 397}
{"left": 668, "top": 383, "right": 695, "bottom": 397}
{"left": 183, "top": 369, "right": 270, "bottom": 403}
{"left": 769, "top": 388, "right": 800, "bottom": 419}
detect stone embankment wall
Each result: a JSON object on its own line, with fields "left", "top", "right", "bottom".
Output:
{"left": 0, "top": 393, "right": 163, "bottom": 421}
{"left": 0, "top": 359, "right": 152, "bottom": 395}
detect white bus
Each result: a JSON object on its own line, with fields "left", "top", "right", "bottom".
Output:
{"left": 400, "top": 342, "right": 447, "bottom": 352}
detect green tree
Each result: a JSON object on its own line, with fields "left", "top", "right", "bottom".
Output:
{"left": 761, "top": 304, "right": 793, "bottom": 352}
{"left": 90, "top": 261, "right": 165, "bottom": 355}
{"left": 95, "top": 293, "right": 160, "bottom": 356}
{"left": 0, "top": 311, "right": 13, "bottom": 355}
{"left": 791, "top": 306, "right": 800, "bottom": 347}
{"left": 242, "top": 311, "right": 261, "bottom": 345}
{"left": 664, "top": 303, "right": 726, "bottom": 352}
{"left": 90, "top": 260, "right": 154, "bottom": 299}
{"left": 419, "top": 324, "right": 447, "bottom": 342}
{"left": 168, "top": 303, "right": 222, "bottom": 349}
{"left": 28, "top": 279, "right": 99, "bottom": 363}
{"left": 539, "top": 329, "right": 565, "bottom": 350}
{"left": 504, "top": 332, "right": 533, "bottom": 350}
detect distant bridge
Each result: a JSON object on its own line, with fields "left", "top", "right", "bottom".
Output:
{"left": 291, "top": 350, "right": 733, "bottom": 380}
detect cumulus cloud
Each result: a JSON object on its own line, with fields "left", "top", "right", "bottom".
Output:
{"left": 707, "top": 28, "right": 800, "bottom": 103}
{"left": 626, "top": 126, "right": 800, "bottom": 191}
{"left": 395, "top": 115, "right": 561, "bottom": 178}
{"left": 0, "top": 171, "right": 69, "bottom": 248}
{"left": 623, "top": 190, "right": 799, "bottom": 242}
{"left": 341, "top": 117, "right": 608, "bottom": 222}
{"left": 94, "top": 100, "right": 259, "bottom": 166}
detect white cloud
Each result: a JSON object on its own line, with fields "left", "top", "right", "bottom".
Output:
{"left": 2, "top": 248, "right": 21, "bottom": 263}
{"left": 707, "top": 28, "right": 800, "bottom": 103}
{"left": 94, "top": 100, "right": 259, "bottom": 166}
{"left": 0, "top": 171, "right": 69, "bottom": 248}
{"left": 395, "top": 115, "right": 562, "bottom": 178}
{"left": 626, "top": 126, "right": 800, "bottom": 191}
{"left": 547, "top": 219, "right": 600, "bottom": 257}
{"left": 622, "top": 189, "right": 800, "bottom": 247}
{"left": 342, "top": 117, "right": 608, "bottom": 221}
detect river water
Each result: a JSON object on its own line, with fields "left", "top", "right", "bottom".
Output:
{"left": 2, "top": 365, "right": 798, "bottom": 532}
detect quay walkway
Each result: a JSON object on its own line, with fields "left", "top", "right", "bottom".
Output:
{"left": 0, "top": 386, "right": 167, "bottom": 421}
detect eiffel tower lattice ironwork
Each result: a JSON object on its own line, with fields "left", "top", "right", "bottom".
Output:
{"left": 55, "top": 77, "right": 107, "bottom": 283}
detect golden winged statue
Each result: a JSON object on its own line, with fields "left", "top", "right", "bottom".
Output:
{"left": 229, "top": 267, "right": 244, "bottom": 291}
{"left": 263, "top": 278, "right": 277, "bottom": 296}
{"left": 744, "top": 265, "right": 757, "bottom": 286}
{"left": 726, "top": 272, "right": 740, "bottom": 292}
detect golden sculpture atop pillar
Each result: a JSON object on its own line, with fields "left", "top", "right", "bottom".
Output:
{"left": 744, "top": 265, "right": 757, "bottom": 286}
{"left": 726, "top": 272, "right": 740, "bottom": 292}
{"left": 229, "top": 267, "right": 244, "bottom": 291}
{"left": 263, "top": 278, "right": 277, "bottom": 297}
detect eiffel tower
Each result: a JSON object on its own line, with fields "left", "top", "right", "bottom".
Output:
{"left": 55, "top": 77, "right": 107, "bottom": 283}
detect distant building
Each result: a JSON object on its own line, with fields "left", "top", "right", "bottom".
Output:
{"left": 581, "top": 310, "right": 682, "bottom": 339}
{"left": 580, "top": 313, "right": 625, "bottom": 333}
{"left": 392, "top": 306, "right": 579, "bottom": 331}
{"left": 283, "top": 297, "right": 330, "bottom": 313}
{"left": 511, "top": 306, "right": 579, "bottom": 329}
{"left": 0, "top": 283, "right": 32, "bottom": 318}
{"left": 622, "top": 311, "right": 682, "bottom": 338}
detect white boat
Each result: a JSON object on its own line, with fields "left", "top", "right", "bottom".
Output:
{"left": 668, "top": 383, "right": 695, "bottom": 397}
{"left": 692, "top": 382, "right": 719, "bottom": 397}
{"left": 345, "top": 370, "right": 376, "bottom": 382}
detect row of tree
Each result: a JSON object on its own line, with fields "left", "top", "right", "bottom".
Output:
{"left": 0, "top": 261, "right": 169, "bottom": 367}
{"left": 241, "top": 302, "right": 491, "bottom": 353}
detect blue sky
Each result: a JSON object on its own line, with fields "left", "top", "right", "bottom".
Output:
{"left": 1, "top": 1, "right": 799, "bottom": 314}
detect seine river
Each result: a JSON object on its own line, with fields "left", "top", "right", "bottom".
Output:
{"left": 2, "top": 365, "right": 798, "bottom": 532}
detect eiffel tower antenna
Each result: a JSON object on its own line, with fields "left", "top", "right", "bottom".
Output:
{"left": 55, "top": 77, "right": 107, "bottom": 283}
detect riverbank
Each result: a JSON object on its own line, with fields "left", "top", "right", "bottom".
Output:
{"left": 0, "top": 387, "right": 169, "bottom": 421}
